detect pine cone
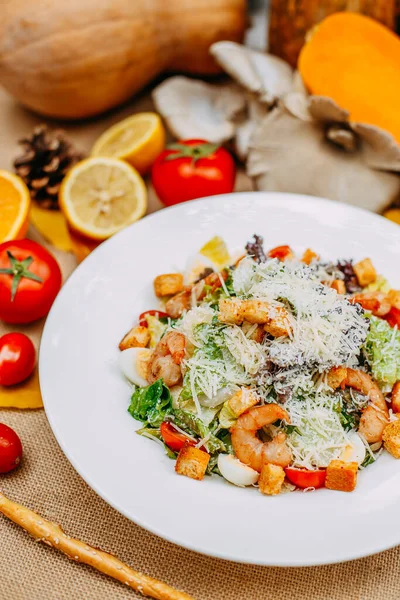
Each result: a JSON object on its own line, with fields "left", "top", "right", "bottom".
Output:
{"left": 13, "top": 125, "right": 84, "bottom": 210}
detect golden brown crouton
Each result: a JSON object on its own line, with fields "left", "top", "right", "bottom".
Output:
{"left": 383, "top": 418, "right": 400, "bottom": 458}
{"left": 301, "top": 248, "right": 320, "bottom": 265}
{"left": 353, "top": 258, "right": 377, "bottom": 287}
{"left": 241, "top": 299, "right": 271, "bottom": 324}
{"left": 241, "top": 321, "right": 265, "bottom": 343}
{"left": 327, "top": 366, "right": 348, "bottom": 390}
{"left": 119, "top": 326, "right": 150, "bottom": 350}
{"left": 330, "top": 279, "right": 346, "bottom": 295}
{"left": 175, "top": 445, "right": 210, "bottom": 480}
{"left": 154, "top": 273, "right": 184, "bottom": 297}
{"left": 165, "top": 290, "right": 191, "bottom": 318}
{"left": 263, "top": 306, "right": 292, "bottom": 338}
{"left": 391, "top": 382, "right": 400, "bottom": 414}
{"left": 218, "top": 298, "right": 244, "bottom": 325}
{"left": 388, "top": 289, "right": 400, "bottom": 310}
{"left": 258, "top": 463, "right": 285, "bottom": 495}
{"left": 325, "top": 460, "right": 358, "bottom": 492}
{"left": 228, "top": 388, "right": 259, "bottom": 417}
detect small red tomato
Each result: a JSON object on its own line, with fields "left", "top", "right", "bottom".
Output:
{"left": 0, "top": 333, "right": 36, "bottom": 386}
{"left": 160, "top": 421, "right": 196, "bottom": 453}
{"left": 385, "top": 307, "right": 400, "bottom": 329}
{"left": 138, "top": 310, "right": 169, "bottom": 327}
{"left": 0, "top": 423, "right": 23, "bottom": 473}
{"left": 268, "top": 245, "right": 293, "bottom": 261}
{"left": 0, "top": 239, "right": 62, "bottom": 323}
{"left": 151, "top": 139, "right": 236, "bottom": 206}
{"left": 285, "top": 467, "right": 326, "bottom": 489}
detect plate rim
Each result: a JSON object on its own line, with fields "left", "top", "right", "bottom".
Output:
{"left": 40, "top": 191, "right": 400, "bottom": 566}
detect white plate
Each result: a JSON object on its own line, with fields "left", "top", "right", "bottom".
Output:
{"left": 40, "top": 192, "right": 400, "bottom": 566}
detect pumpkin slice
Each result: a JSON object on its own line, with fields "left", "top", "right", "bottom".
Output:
{"left": 59, "top": 158, "right": 147, "bottom": 241}
{"left": 0, "top": 170, "right": 31, "bottom": 243}
{"left": 299, "top": 13, "right": 400, "bottom": 143}
{"left": 91, "top": 113, "right": 165, "bottom": 174}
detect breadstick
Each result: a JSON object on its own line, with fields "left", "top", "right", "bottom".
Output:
{"left": 0, "top": 492, "right": 194, "bottom": 600}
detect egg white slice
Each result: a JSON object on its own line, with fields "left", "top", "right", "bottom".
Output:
{"left": 218, "top": 454, "right": 259, "bottom": 486}
{"left": 119, "top": 348, "right": 152, "bottom": 387}
{"left": 340, "top": 431, "right": 366, "bottom": 466}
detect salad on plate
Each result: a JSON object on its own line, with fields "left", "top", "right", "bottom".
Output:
{"left": 118, "top": 235, "right": 400, "bottom": 495}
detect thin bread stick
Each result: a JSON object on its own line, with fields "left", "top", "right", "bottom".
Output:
{"left": 0, "top": 492, "right": 194, "bottom": 600}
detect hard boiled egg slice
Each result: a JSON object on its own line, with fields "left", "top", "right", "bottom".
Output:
{"left": 218, "top": 454, "right": 259, "bottom": 487}
{"left": 340, "top": 431, "right": 366, "bottom": 466}
{"left": 119, "top": 348, "right": 152, "bottom": 387}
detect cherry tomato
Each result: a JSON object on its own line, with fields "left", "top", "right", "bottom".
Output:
{"left": 285, "top": 467, "right": 326, "bottom": 489}
{"left": 0, "top": 423, "right": 23, "bottom": 473}
{"left": 0, "top": 333, "right": 36, "bottom": 386}
{"left": 0, "top": 239, "right": 62, "bottom": 324}
{"left": 160, "top": 421, "right": 196, "bottom": 452}
{"left": 151, "top": 139, "right": 236, "bottom": 206}
{"left": 268, "top": 245, "right": 293, "bottom": 261}
{"left": 139, "top": 310, "right": 169, "bottom": 327}
{"left": 384, "top": 307, "right": 400, "bottom": 329}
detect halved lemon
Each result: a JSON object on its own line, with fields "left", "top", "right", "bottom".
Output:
{"left": 91, "top": 112, "right": 165, "bottom": 174}
{"left": 59, "top": 157, "right": 147, "bottom": 240}
{"left": 0, "top": 170, "right": 31, "bottom": 242}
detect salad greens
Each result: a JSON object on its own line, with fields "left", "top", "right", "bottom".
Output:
{"left": 128, "top": 380, "right": 172, "bottom": 427}
{"left": 364, "top": 316, "right": 400, "bottom": 388}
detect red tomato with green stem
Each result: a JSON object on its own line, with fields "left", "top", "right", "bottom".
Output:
{"left": 0, "top": 333, "right": 36, "bottom": 386}
{"left": 151, "top": 139, "right": 236, "bottom": 206}
{"left": 0, "top": 423, "right": 23, "bottom": 473}
{"left": 0, "top": 240, "right": 62, "bottom": 324}
{"left": 285, "top": 467, "right": 326, "bottom": 489}
{"left": 160, "top": 421, "right": 196, "bottom": 453}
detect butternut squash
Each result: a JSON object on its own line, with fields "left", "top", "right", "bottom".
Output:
{"left": 299, "top": 12, "right": 400, "bottom": 142}
{"left": 0, "top": 0, "right": 245, "bottom": 120}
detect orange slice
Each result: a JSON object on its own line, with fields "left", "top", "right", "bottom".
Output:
{"left": 0, "top": 170, "right": 31, "bottom": 243}
{"left": 59, "top": 157, "right": 147, "bottom": 241}
{"left": 91, "top": 112, "right": 165, "bottom": 174}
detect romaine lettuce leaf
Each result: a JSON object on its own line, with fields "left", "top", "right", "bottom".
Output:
{"left": 363, "top": 316, "right": 400, "bottom": 388}
{"left": 170, "top": 409, "right": 226, "bottom": 454}
{"left": 128, "top": 380, "right": 172, "bottom": 427}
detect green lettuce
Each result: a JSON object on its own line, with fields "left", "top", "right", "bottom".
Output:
{"left": 171, "top": 409, "right": 226, "bottom": 454}
{"left": 128, "top": 380, "right": 172, "bottom": 427}
{"left": 363, "top": 316, "right": 400, "bottom": 388}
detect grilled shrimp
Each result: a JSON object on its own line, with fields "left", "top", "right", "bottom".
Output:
{"left": 231, "top": 404, "right": 293, "bottom": 471}
{"left": 350, "top": 292, "right": 391, "bottom": 317}
{"left": 328, "top": 367, "right": 389, "bottom": 443}
{"left": 147, "top": 331, "right": 186, "bottom": 387}
{"left": 165, "top": 271, "right": 229, "bottom": 318}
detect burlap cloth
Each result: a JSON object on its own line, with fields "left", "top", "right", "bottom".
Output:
{"left": 1, "top": 86, "right": 400, "bottom": 600}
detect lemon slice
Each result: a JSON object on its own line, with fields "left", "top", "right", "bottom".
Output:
{"left": 60, "top": 157, "right": 147, "bottom": 240}
{"left": 199, "top": 236, "right": 230, "bottom": 268}
{"left": 91, "top": 112, "right": 165, "bottom": 174}
{"left": 0, "top": 170, "right": 30, "bottom": 242}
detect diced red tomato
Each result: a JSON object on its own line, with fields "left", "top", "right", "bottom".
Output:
{"left": 268, "top": 245, "right": 293, "bottom": 261}
{"left": 285, "top": 467, "right": 326, "bottom": 489}
{"left": 349, "top": 296, "right": 380, "bottom": 313}
{"left": 384, "top": 307, "right": 400, "bottom": 329}
{"left": 138, "top": 310, "right": 169, "bottom": 327}
{"left": 160, "top": 421, "right": 196, "bottom": 452}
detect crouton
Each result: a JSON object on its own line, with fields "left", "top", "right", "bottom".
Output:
{"left": 218, "top": 298, "right": 244, "bottom": 325}
{"left": 327, "top": 366, "right": 347, "bottom": 390}
{"left": 154, "top": 273, "right": 184, "bottom": 297}
{"left": 165, "top": 290, "right": 191, "bottom": 318}
{"left": 391, "top": 382, "right": 400, "bottom": 414}
{"left": 242, "top": 321, "right": 265, "bottom": 343}
{"left": 175, "top": 445, "right": 210, "bottom": 481}
{"left": 330, "top": 279, "right": 346, "bottom": 295}
{"left": 388, "top": 289, "right": 400, "bottom": 310}
{"left": 353, "top": 258, "right": 377, "bottom": 287}
{"left": 383, "top": 418, "right": 400, "bottom": 458}
{"left": 119, "top": 326, "right": 150, "bottom": 350}
{"left": 325, "top": 460, "right": 358, "bottom": 492}
{"left": 228, "top": 388, "right": 259, "bottom": 417}
{"left": 301, "top": 248, "right": 320, "bottom": 265}
{"left": 263, "top": 306, "right": 292, "bottom": 338}
{"left": 258, "top": 463, "right": 285, "bottom": 495}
